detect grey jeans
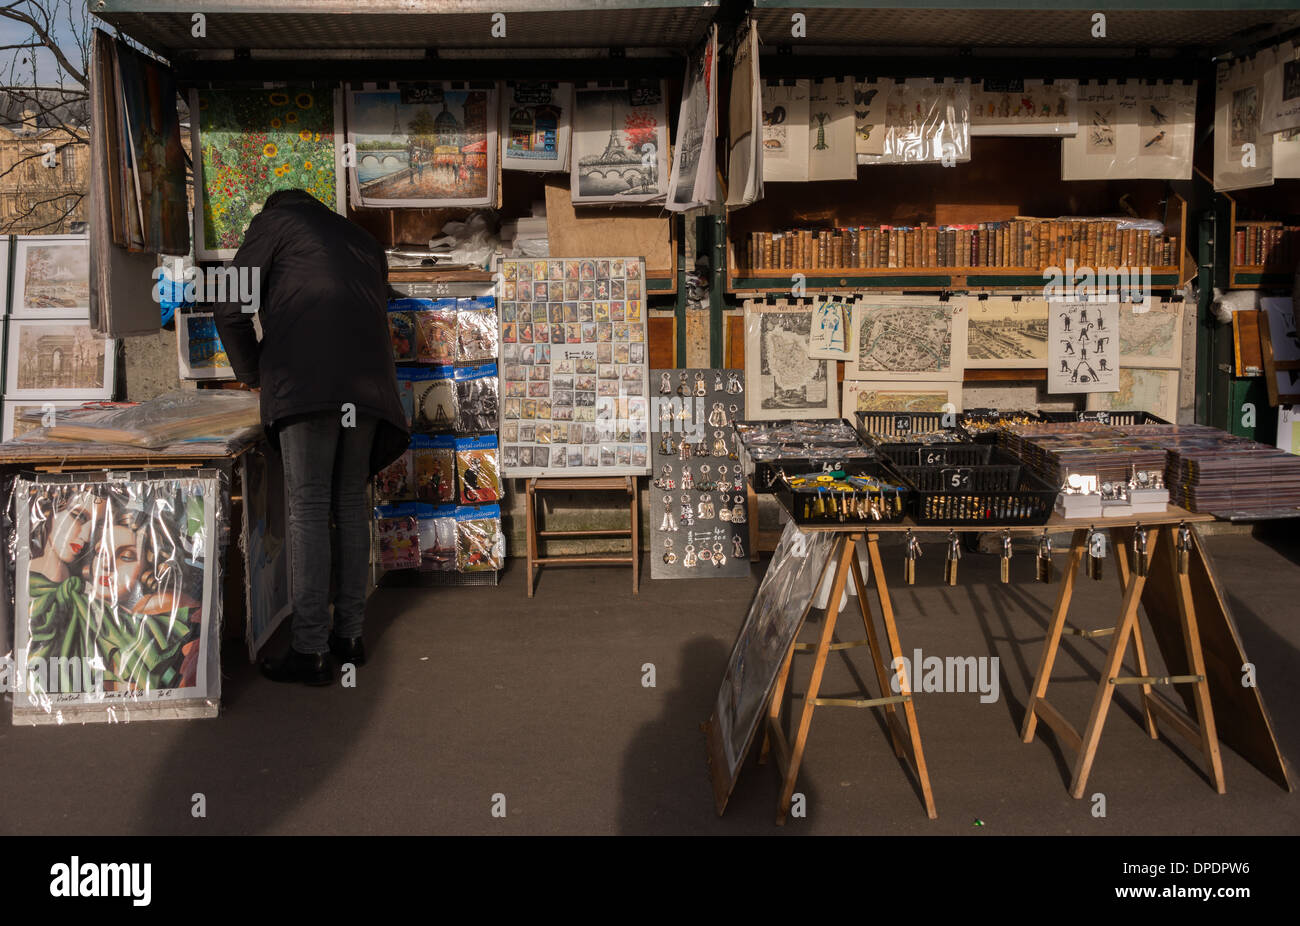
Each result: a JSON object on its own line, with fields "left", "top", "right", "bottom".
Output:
{"left": 278, "top": 410, "right": 378, "bottom": 654}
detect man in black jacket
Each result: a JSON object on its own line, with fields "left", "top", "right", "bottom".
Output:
{"left": 214, "top": 189, "right": 408, "bottom": 686}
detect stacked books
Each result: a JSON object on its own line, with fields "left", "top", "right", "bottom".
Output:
{"left": 743, "top": 219, "right": 1179, "bottom": 272}
{"left": 1232, "top": 221, "right": 1300, "bottom": 269}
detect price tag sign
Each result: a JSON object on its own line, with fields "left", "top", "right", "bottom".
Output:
{"left": 920, "top": 448, "right": 948, "bottom": 466}
{"left": 893, "top": 415, "right": 912, "bottom": 434}
{"left": 941, "top": 467, "right": 973, "bottom": 490}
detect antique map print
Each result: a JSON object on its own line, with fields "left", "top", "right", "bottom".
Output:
{"left": 1086, "top": 367, "right": 1178, "bottom": 421}
{"left": 744, "top": 302, "right": 836, "bottom": 420}
{"left": 843, "top": 379, "right": 962, "bottom": 415}
{"left": 964, "top": 296, "right": 1048, "bottom": 368}
{"left": 1119, "top": 299, "right": 1183, "bottom": 368}
{"left": 849, "top": 297, "right": 966, "bottom": 380}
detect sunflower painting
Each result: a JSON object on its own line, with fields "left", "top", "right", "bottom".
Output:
{"left": 191, "top": 87, "right": 342, "bottom": 259}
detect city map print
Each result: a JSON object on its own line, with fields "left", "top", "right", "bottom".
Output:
{"left": 850, "top": 297, "right": 965, "bottom": 380}
{"left": 1118, "top": 300, "right": 1182, "bottom": 368}
{"left": 965, "top": 296, "right": 1048, "bottom": 369}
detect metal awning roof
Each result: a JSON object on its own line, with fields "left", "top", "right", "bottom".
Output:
{"left": 751, "top": 1, "right": 1300, "bottom": 54}
{"left": 92, "top": 0, "right": 719, "bottom": 58}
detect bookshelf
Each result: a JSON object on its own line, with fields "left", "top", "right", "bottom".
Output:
{"left": 726, "top": 137, "right": 1189, "bottom": 294}
{"left": 1222, "top": 181, "right": 1300, "bottom": 290}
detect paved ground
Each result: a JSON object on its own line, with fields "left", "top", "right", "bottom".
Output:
{"left": 1, "top": 523, "right": 1297, "bottom": 836}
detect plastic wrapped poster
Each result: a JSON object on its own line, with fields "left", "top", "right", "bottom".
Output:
{"left": 726, "top": 19, "right": 764, "bottom": 209}
{"left": 761, "top": 79, "right": 810, "bottom": 182}
{"left": 858, "top": 78, "right": 970, "bottom": 166}
{"left": 346, "top": 86, "right": 498, "bottom": 209}
{"left": 455, "top": 503, "right": 504, "bottom": 572}
{"left": 373, "top": 503, "right": 421, "bottom": 570}
{"left": 455, "top": 434, "right": 502, "bottom": 504}
{"left": 743, "top": 300, "right": 837, "bottom": 421}
{"left": 410, "top": 366, "right": 457, "bottom": 433}
{"left": 708, "top": 520, "right": 836, "bottom": 794}
{"left": 419, "top": 504, "right": 458, "bottom": 572}
{"left": 501, "top": 81, "right": 573, "bottom": 172}
{"left": 1048, "top": 300, "right": 1120, "bottom": 394}
{"left": 854, "top": 79, "right": 890, "bottom": 157}
{"left": 374, "top": 442, "right": 415, "bottom": 501}
{"left": 571, "top": 82, "right": 670, "bottom": 205}
{"left": 1215, "top": 51, "right": 1276, "bottom": 191}
{"left": 454, "top": 362, "right": 500, "bottom": 433}
{"left": 456, "top": 296, "right": 498, "bottom": 362}
{"left": 847, "top": 296, "right": 967, "bottom": 381}
{"left": 388, "top": 307, "right": 418, "bottom": 362}
{"left": 191, "top": 87, "right": 345, "bottom": 260}
{"left": 666, "top": 25, "right": 719, "bottom": 211}
{"left": 970, "top": 78, "right": 1078, "bottom": 136}
{"left": 1260, "top": 41, "right": 1300, "bottom": 135}
{"left": 387, "top": 297, "right": 457, "bottom": 365}
{"left": 807, "top": 78, "right": 857, "bottom": 181}
{"left": 10, "top": 469, "right": 226, "bottom": 724}
{"left": 412, "top": 434, "right": 457, "bottom": 504}
{"left": 497, "top": 256, "right": 651, "bottom": 477}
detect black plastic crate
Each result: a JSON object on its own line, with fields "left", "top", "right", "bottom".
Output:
{"left": 958, "top": 408, "right": 1043, "bottom": 443}
{"left": 735, "top": 418, "right": 875, "bottom": 492}
{"left": 1037, "top": 410, "right": 1169, "bottom": 426}
{"left": 891, "top": 449, "right": 1058, "bottom": 526}
{"left": 776, "top": 461, "right": 911, "bottom": 525}
{"left": 877, "top": 442, "right": 995, "bottom": 467}
{"left": 854, "top": 410, "right": 966, "bottom": 442}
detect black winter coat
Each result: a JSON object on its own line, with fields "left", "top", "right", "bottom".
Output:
{"left": 212, "top": 190, "right": 409, "bottom": 475}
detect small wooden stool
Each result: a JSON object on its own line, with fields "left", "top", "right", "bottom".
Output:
{"left": 525, "top": 476, "right": 640, "bottom": 597}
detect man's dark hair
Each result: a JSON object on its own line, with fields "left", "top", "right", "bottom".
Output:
{"left": 263, "top": 188, "right": 315, "bottom": 211}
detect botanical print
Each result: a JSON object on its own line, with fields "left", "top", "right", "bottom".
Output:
{"left": 502, "top": 82, "right": 571, "bottom": 171}
{"left": 13, "top": 473, "right": 220, "bottom": 721}
{"left": 6, "top": 320, "right": 114, "bottom": 399}
{"left": 115, "top": 41, "right": 189, "bottom": 255}
{"left": 1087, "top": 103, "right": 1117, "bottom": 153}
{"left": 192, "top": 87, "right": 342, "bottom": 259}
{"left": 13, "top": 237, "right": 90, "bottom": 316}
{"left": 348, "top": 87, "right": 496, "bottom": 207}
{"left": 572, "top": 84, "right": 669, "bottom": 203}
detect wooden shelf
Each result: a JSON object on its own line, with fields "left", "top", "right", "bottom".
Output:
{"left": 1222, "top": 182, "right": 1300, "bottom": 290}
{"left": 730, "top": 267, "right": 1182, "bottom": 293}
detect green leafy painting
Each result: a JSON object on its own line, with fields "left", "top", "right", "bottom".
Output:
{"left": 194, "top": 88, "right": 339, "bottom": 259}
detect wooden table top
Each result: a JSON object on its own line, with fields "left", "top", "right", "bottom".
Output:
{"left": 787, "top": 506, "right": 1216, "bottom": 534}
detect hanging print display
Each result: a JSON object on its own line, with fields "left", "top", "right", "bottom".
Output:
{"left": 760, "top": 80, "right": 810, "bottom": 182}
{"left": 191, "top": 87, "right": 344, "bottom": 260}
{"left": 666, "top": 25, "right": 719, "bottom": 211}
{"left": 1215, "top": 51, "right": 1276, "bottom": 191}
{"left": 743, "top": 300, "right": 837, "bottom": 420}
{"left": 807, "top": 295, "right": 856, "bottom": 360}
{"left": 348, "top": 85, "right": 498, "bottom": 208}
{"left": 12, "top": 470, "right": 225, "bottom": 724}
{"left": 1047, "top": 300, "right": 1120, "bottom": 394}
{"left": 726, "top": 18, "right": 763, "bottom": 208}
{"left": 806, "top": 78, "right": 857, "bottom": 181}
{"left": 498, "top": 256, "right": 651, "bottom": 477}
{"left": 970, "top": 78, "right": 1078, "bottom": 136}
{"left": 571, "top": 82, "right": 670, "bottom": 204}
{"left": 854, "top": 79, "right": 890, "bottom": 157}
{"left": 501, "top": 82, "right": 572, "bottom": 172}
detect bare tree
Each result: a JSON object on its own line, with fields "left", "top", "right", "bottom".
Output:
{"left": 0, "top": 0, "right": 91, "bottom": 233}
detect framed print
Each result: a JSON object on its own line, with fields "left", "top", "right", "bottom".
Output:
{"left": 842, "top": 379, "right": 963, "bottom": 416}
{"left": 348, "top": 85, "right": 498, "bottom": 208}
{"left": 176, "top": 311, "right": 235, "bottom": 380}
{"left": 1086, "top": 367, "right": 1179, "bottom": 422}
{"left": 5, "top": 318, "right": 116, "bottom": 400}
{"left": 3, "top": 400, "right": 90, "bottom": 441}
{"left": 11, "top": 235, "right": 90, "bottom": 318}
{"left": 964, "top": 296, "right": 1048, "bottom": 369}
{"left": 744, "top": 300, "right": 837, "bottom": 420}
{"left": 848, "top": 296, "right": 967, "bottom": 381}
{"left": 192, "top": 87, "right": 346, "bottom": 260}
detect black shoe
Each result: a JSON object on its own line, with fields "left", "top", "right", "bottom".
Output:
{"left": 329, "top": 634, "right": 366, "bottom": 667}
{"left": 261, "top": 647, "right": 334, "bottom": 686}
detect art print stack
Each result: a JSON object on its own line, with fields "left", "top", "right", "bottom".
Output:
{"left": 374, "top": 281, "right": 504, "bottom": 580}
{"left": 497, "top": 257, "right": 651, "bottom": 478}
{"left": 3, "top": 235, "right": 119, "bottom": 441}
{"left": 649, "top": 368, "right": 750, "bottom": 580}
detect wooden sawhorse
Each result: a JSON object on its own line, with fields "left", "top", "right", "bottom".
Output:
{"left": 760, "top": 529, "right": 937, "bottom": 824}
{"left": 1021, "top": 519, "right": 1226, "bottom": 798}
{"left": 525, "top": 476, "right": 639, "bottom": 597}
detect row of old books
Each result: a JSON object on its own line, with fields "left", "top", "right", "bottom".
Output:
{"left": 743, "top": 220, "right": 1179, "bottom": 272}
{"left": 1233, "top": 222, "right": 1300, "bottom": 269}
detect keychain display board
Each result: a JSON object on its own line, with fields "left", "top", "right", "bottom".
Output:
{"left": 649, "top": 368, "right": 750, "bottom": 579}
{"left": 498, "top": 256, "right": 651, "bottom": 478}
